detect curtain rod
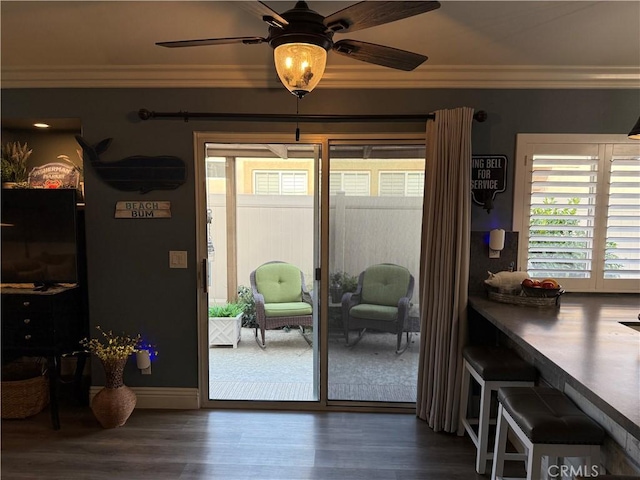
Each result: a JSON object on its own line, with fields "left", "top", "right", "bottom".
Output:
{"left": 137, "top": 108, "right": 488, "bottom": 124}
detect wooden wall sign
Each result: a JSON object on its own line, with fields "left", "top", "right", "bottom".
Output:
{"left": 115, "top": 201, "right": 171, "bottom": 219}
{"left": 76, "top": 136, "right": 186, "bottom": 194}
{"left": 471, "top": 155, "right": 507, "bottom": 213}
{"left": 28, "top": 162, "right": 80, "bottom": 189}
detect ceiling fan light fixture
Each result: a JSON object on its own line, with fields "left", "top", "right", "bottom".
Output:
{"left": 628, "top": 115, "right": 640, "bottom": 140}
{"left": 274, "top": 42, "right": 327, "bottom": 98}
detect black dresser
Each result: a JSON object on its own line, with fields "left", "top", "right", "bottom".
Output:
{"left": 1, "top": 285, "right": 87, "bottom": 429}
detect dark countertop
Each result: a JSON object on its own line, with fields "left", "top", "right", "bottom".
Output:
{"left": 468, "top": 293, "right": 640, "bottom": 440}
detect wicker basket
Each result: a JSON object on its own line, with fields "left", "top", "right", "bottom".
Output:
{"left": 1, "top": 360, "right": 50, "bottom": 419}
{"left": 485, "top": 285, "right": 563, "bottom": 307}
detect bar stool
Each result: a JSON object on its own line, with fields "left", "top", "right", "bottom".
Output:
{"left": 492, "top": 386, "right": 605, "bottom": 480}
{"left": 458, "top": 346, "right": 537, "bottom": 474}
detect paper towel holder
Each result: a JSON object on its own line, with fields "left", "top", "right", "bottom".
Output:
{"left": 489, "top": 229, "right": 505, "bottom": 258}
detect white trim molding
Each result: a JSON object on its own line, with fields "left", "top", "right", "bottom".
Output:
{"left": 2, "top": 65, "right": 639, "bottom": 89}
{"left": 89, "top": 387, "right": 200, "bottom": 410}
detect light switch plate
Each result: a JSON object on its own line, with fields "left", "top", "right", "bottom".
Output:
{"left": 169, "top": 250, "right": 187, "bottom": 268}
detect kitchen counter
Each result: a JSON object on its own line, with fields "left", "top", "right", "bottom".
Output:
{"left": 468, "top": 293, "right": 640, "bottom": 441}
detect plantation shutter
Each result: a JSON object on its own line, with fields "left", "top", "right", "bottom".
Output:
{"left": 604, "top": 145, "right": 640, "bottom": 281}
{"left": 254, "top": 172, "right": 280, "bottom": 194}
{"left": 515, "top": 135, "right": 639, "bottom": 293}
{"left": 281, "top": 172, "right": 307, "bottom": 195}
{"left": 255, "top": 172, "right": 307, "bottom": 195}
{"left": 329, "top": 173, "right": 341, "bottom": 194}
{"left": 379, "top": 172, "right": 405, "bottom": 196}
{"left": 406, "top": 172, "right": 425, "bottom": 197}
{"left": 527, "top": 145, "right": 599, "bottom": 280}
{"left": 380, "top": 172, "right": 425, "bottom": 196}
{"left": 329, "top": 172, "right": 369, "bottom": 195}
{"left": 342, "top": 172, "right": 369, "bottom": 196}
{"left": 206, "top": 158, "right": 226, "bottom": 179}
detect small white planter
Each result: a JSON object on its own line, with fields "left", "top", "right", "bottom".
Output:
{"left": 208, "top": 312, "right": 243, "bottom": 348}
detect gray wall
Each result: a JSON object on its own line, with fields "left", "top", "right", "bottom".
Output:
{"left": 468, "top": 231, "right": 520, "bottom": 296}
{"left": 1, "top": 87, "right": 638, "bottom": 388}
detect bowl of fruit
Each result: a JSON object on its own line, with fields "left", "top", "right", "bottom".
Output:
{"left": 521, "top": 278, "right": 563, "bottom": 297}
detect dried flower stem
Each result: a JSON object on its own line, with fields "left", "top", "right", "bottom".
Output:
{"left": 80, "top": 326, "right": 141, "bottom": 362}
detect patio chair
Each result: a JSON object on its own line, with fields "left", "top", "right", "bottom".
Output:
{"left": 342, "top": 263, "right": 414, "bottom": 354}
{"left": 250, "top": 261, "right": 313, "bottom": 348}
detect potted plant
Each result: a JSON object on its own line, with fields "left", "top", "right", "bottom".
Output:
{"left": 208, "top": 302, "right": 244, "bottom": 348}
{"left": 1, "top": 141, "right": 32, "bottom": 188}
{"left": 329, "top": 271, "right": 358, "bottom": 303}
{"left": 80, "top": 326, "right": 144, "bottom": 428}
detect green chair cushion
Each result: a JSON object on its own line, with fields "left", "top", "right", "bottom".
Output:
{"left": 360, "top": 264, "right": 410, "bottom": 306}
{"left": 255, "top": 263, "right": 303, "bottom": 303}
{"left": 350, "top": 304, "right": 398, "bottom": 322}
{"left": 264, "top": 302, "right": 313, "bottom": 318}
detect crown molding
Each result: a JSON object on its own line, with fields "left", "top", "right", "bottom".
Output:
{"left": 2, "top": 65, "right": 639, "bottom": 89}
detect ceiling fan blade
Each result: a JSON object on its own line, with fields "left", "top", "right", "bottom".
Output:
{"left": 156, "top": 37, "right": 267, "bottom": 48}
{"left": 237, "top": 1, "right": 289, "bottom": 28}
{"left": 324, "top": 1, "right": 440, "bottom": 34}
{"left": 333, "top": 40, "right": 427, "bottom": 71}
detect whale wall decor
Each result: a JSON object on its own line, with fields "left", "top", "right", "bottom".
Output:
{"left": 75, "top": 136, "right": 187, "bottom": 194}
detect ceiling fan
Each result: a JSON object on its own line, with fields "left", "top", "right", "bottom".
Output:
{"left": 157, "top": 1, "right": 441, "bottom": 97}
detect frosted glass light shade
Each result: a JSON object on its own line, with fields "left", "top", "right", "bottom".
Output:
{"left": 274, "top": 43, "right": 327, "bottom": 98}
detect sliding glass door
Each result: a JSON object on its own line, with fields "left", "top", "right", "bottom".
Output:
{"left": 196, "top": 133, "right": 425, "bottom": 409}
{"left": 201, "top": 140, "right": 320, "bottom": 402}
{"left": 326, "top": 141, "right": 425, "bottom": 404}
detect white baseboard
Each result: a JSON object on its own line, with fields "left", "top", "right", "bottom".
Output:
{"left": 89, "top": 387, "right": 200, "bottom": 410}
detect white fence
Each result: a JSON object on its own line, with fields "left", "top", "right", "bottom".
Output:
{"left": 207, "top": 193, "right": 423, "bottom": 303}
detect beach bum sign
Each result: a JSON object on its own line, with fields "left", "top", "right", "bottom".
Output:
{"left": 471, "top": 155, "right": 507, "bottom": 213}
{"left": 115, "top": 201, "right": 171, "bottom": 219}
{"left": 28, "top": 162, "right": 80, "bottom": 189}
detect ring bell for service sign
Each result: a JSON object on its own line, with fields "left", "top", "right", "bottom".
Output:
{"left": 471, "top": 155, "right": 507, "bottom": 213}
{"left": 115, "top": 201, "right": 171, "bottom": 219}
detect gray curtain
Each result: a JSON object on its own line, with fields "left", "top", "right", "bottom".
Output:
{"left": 416, "top": 107, "right": 474, "bottom": 432}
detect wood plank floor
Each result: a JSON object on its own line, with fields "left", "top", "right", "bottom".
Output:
{"left": 1, "top": 405, "right": 519, "bottom": 479}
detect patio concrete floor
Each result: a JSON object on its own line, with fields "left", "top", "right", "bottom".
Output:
{"left": 208, "top": 327, "right": 419, "bottom": 402}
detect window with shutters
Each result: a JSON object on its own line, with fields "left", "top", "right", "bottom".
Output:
{"left": 514, "top": 134, "right": 640, "bottom": 293}
{"left": 379, "top": 171, "right": 425, "bottom": 197}
{"left": 206, "top": 157, "right": 226, "bottom": 179}
{"left": 329, "top": 171, "right": 370, "bottom": 195}
{"left": 253, "top": 171, "right": 307, "bottom": 195}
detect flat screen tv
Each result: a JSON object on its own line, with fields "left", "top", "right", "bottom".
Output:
{"left": 1, "top": 188, "right": 78, "bottom": 288}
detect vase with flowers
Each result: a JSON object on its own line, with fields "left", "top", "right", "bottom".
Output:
{"left": 80, "top": 326, "right": 144, "bottom": 428}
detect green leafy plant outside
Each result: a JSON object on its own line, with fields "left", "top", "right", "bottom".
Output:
{"left": 237, "top": 285, "right": 257, "bottom": 328}
{"left": 329, "top": 271, "right": 358, "bottom": 293}
{"left": 208, "top": 303, "right": 243, "bottom": 318}
{"left": 328, "top": 271, "right": 358, "bottom": 303}
{"left": 529, "top": 197, "right": 622, "bottom": 275}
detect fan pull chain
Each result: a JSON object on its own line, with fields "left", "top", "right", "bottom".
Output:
{"left": 295, "top": 97, "right": 300, "bottom": 142}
